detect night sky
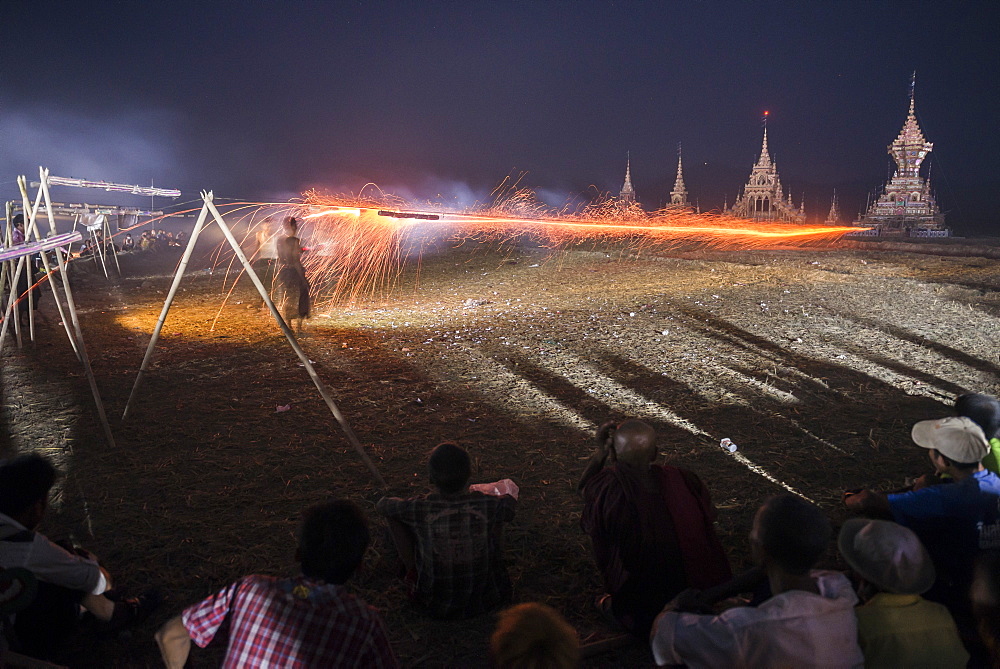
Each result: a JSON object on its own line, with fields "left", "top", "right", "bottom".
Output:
{"left": 3, "top": 1, "right": 998, "bottom": 233}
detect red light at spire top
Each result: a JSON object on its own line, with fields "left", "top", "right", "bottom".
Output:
{"left": 764, "top": 110, "right": 769, "bottom": 116}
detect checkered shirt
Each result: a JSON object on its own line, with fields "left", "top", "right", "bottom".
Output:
{"left": 378, "top": 491, "right": 516, "bottom": 618}
{"left": 182, "top": 575, "right": 398, "bottom": 668}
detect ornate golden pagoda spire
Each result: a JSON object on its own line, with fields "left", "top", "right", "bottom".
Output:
{"left": 853, "top": 73, "right": 946, "bottom": 235}
{"left": 890, "top": 72, "right": 932, "bottom": 179}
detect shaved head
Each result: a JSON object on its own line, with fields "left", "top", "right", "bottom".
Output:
{"left": 613, "top": 419, "right": 657, "bottom": 466}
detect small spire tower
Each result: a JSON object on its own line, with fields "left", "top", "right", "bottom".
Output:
{"left": 727, "top": 113, "right": 804, "bottom": 223}
{"left": 619, "top": 153, "right": 636, "bottom": 205}
{"left": 669, "top": 144, "right": 690, "bottom": 209}
{"left": 825, "top": 190, "right": 841, "bottom": 224}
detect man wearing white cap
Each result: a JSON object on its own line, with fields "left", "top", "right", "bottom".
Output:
{"left": 845, "top": 416, "right": 1000, "bottom": 619}
{"left": 839, "top": 518, "right": 968, "bottom": 668}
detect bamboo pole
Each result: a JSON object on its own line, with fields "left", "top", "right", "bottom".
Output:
{"left": 202, "top": 194, "right": 386, "bottom": 488}
{"left": 2, "top": 200, "right": 22, "bottom": 348}
{"left": 1, "top": 204, "right": 8, "bottom": 338}
{"left": 0, "top": 256, "right": 28, "bottom": 350}
{"left": 121, "top": 199, "right": 212, "bottom": 420}
{"left": 86, "top": 212, "right": 109, "bottom": 279}
{"left": 17, "top": 175, "right": 78, "bottom": 356}
{"left": 26, "top": 254, "right": 34, "bottom": 342}
{"left": 38, "top": 171, "right": 117, "bottom": 449}
{"left": 107, "top": 215, "right": 121, "bottom": 276}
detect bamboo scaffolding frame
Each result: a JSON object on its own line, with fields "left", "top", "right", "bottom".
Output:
{"left": 123, "top": 191, "right": 386, "bottom": 487}
{"left": 18, "top": 174, "right": 80, "bottom": 355}
{"left": 37, "top": 170, "right": 117, "bottom": 449}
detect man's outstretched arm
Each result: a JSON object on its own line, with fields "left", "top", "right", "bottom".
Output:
{"left": 843, "top": 489, "right": 893, "bottom": 519}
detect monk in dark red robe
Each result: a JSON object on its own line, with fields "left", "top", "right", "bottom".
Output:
{"left": 579, "top": 419, "right": 731, "bottom": 636}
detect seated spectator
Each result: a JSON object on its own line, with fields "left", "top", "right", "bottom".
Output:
{"left": 957, "top": 393, "right": 1000, "bottom": 475}
{"left": 651, "top": 494, "right": 864, "bottom": 668}
{"left": 578, "top": 419, "right": 731, "bottom": 636}
{"left": 971, "top": 550, "right": 1000, "bottom": 666}
{"left": 122, "top": 233, "right": 135, "bottom": 252}
{"left": 0, "top": 454, "right": 157, "bottom": 659}
{"left": 844, "top": 416, "right": 1000, "bottom": 619}
{"left": 376, "top": 442, "right": 516, "bottom": 619}
{"left": 156, "top": 499, "right": 397, "bottom": 668}
{"left": 0, "top": 567, "right": 37, "bottom": 658}
{"left": 10, "top": 215, "right": 25, "bottom": 245}
{"left": 839, "top": 518, "right": 968, "bottom": 668}
{"left": 491, "top": 602, "right": 579, "bottom": 669}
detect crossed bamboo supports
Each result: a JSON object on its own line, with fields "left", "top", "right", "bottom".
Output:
{"left": 122, "top": 191, "right": 386, "bottom": 487}
{"left": 1, "top": 167, "right": 115, "bottom": 448}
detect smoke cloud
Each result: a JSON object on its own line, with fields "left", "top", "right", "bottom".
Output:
{"left": 0, "top": 106, "right": 186, "bottom": 198}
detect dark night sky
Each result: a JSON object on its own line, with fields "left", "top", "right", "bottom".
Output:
{"left": 2, "top": 1, "right": 998, "bottom": 232}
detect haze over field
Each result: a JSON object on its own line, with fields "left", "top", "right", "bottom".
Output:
{"left": 2, "top": 1, "right": 998, "bottom": 233}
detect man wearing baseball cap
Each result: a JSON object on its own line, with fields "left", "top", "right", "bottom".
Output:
{"left": 845, "top": 416, "right": 1000, "bottom": 621}
{"left": 839, "top": 519, "right": 968, "bottom": 667}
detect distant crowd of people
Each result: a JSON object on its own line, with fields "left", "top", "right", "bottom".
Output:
{"left": 1, "top": 391, "right": 999, "bottom": 667}
{"left": 75, "top": 228, "right": 189, "bottom": 258}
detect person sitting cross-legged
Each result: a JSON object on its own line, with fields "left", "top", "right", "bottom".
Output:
{"left": 651, "top": 494, "right": 864, "bottom": 669}
{"left": 839, "top": 518, "right": 969, "bottom": 668}
{"left": 376, "top": 442, "right": 517, "bottom": 619}
{"left": 156, "top": 499, "right": 398, "bottom": 668}
{"left": 578, "top": 419, "right": 731, "bottom": 637}
{"left": 0, "top": 454, "right": 159, "bottom": 660}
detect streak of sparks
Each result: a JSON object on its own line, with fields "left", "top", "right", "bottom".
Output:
{"left": 118, "top": 186, "right": 865, "bottom": 310}
{"left": 284, "top": 189, "right": 866, "bottom": 308}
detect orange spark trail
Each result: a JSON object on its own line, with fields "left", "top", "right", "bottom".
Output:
{"left": 289, "top": 189, "right": 864, "bottom": 308}
{"left": 173, "top": 190, "right": 864, "bottom": 312}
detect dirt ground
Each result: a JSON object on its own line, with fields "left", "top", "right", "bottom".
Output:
{"left": 2, "top": 237, "right": 1000, "bottom": 667}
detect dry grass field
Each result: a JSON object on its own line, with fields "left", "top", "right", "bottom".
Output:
{"left": 2, "top": 238, "right": 999, "bottom": 666}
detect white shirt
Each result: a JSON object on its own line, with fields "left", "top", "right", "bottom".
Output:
{"left": 0, "top": 512, "right": 106, "bottom": 595}
{"left": 651, "top": 570, "right": 864, "bottom": 669}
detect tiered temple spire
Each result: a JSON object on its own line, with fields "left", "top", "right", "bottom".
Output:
{"left": 825, "top": 190, "right": 841, "bottom": 224}
{"left": 854, "top": 74, "right": 946, "bottom": 235}
{"left": 727, "top": 115, "right": 804, "bottom": 223}
{"left": 669, "top": 144, "right": 690, "bottom": 209}
{"left": 619, "top": 153, "right": 636, "bottom": 204}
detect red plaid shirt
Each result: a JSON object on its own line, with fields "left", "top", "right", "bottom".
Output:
{"left": 377, "top": 491, "right": 516, "bottom": 618}
{"left": 182, "top": 575, "right": 398, "bottom": 668}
